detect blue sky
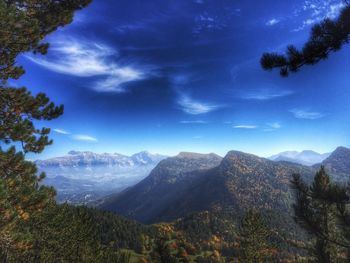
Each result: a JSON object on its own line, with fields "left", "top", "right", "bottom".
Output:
{"left": 18, "top": 0, "right": 350, "bottom": 159}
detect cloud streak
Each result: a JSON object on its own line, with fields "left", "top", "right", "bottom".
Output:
{"left": 180, "top": 120, "right": 208, "bottom": 124}
{"left": 27, "top": 41, "right": 113, "bottom": 77}
{"left": 239, "top": 88, "right": 293, "bottom": 101}
{"left": 27, "top": 37, "right": 149, "bottom": 93}
{"left": 53, "top": 129, "right": 70, "bottom": 135}
{"left": 289, "top": 109, "right": 326, "bottom": 120}
{"left": 178, "top": 94, "right": 222, "bottom": 115}
{"left": 266, "top": 18, "right": 280, "bottom": 26}
{"left": 71, "top": 134, "right": 98, "bottom": 142}
{"left": 52, "top": 128, "right": 98, "bottom": 143}
{"left": 233, "top": 125, "right": 258, "bottom": 129}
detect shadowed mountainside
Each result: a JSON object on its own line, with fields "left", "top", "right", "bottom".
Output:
{"left": 100, "top": 152, "right": 223, "bottom": 223}
{"left": 314, "top": 146, "right": 350, "bottom": 181}
{"left": 101, "top": 150, "right": 318, "bottom": 224}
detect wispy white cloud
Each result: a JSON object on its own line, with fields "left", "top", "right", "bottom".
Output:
{"left": 52, "top": 128, "right": 98, "bottom": 142}
{"left": 239, "top": 88, "right": 293, "bottom": 100}
{"left": 263, "top": 122, "right": 282, "bottom": 132}
{"left": 289, "top": 109, "right": 326, "bottom": 120}
{"left": 233, "top": 125, "right": 258, "bottom": 129}
{"left": 305, "top": 1, "right": 345, "bottom": 19}
{"left": 178, "top": 94, "right": 222, "bottom": 115}
{"left": 193, "top": 9, "right": 233, "bottom": 34}
{"left": 27, "top": 40, "right": 113, "bottom": 76}
{"left": 172, "top": 74, "right": 223, "bottom": 115}
{"left": 266, "top": 18, "right": 280, "bottom": 26}
{"left": 326, "top": 3, "right": 346, "bottom": 18}
{"left": 293, "top": 1, "right": 345, "bottom": 32}
{"left": 71, "top": 134, "right": 98, "bottom": 142}
{"left": 233, "top": 122, "right": 280, "bottom": 131}
{"left": 27, "top": 37, "right": 149, "bottom": 93}
{"left": 94, "top": 67, "right": 143, "bottom": 92}
{"left": 53, "top": 128, "right": 70, "bottom": 135}
{"left": 180, "top": 120, "right": 208, "bottom": 124}
{"left": 293, "top": 18, "right": 318, "bottom": 32}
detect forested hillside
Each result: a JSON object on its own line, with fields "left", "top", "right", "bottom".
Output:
{"left": 101, "top": 150, "right": 315, "bottom": 223}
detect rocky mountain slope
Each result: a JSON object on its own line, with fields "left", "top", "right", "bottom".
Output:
{"left": 101, "top": 150, "right": 316, "bottom": 223}
{"left": 100, "top": 152, "right": 223, "bottom": 223}
{"left": 151, "top": 151, "right": 315, "bottom": 223}
{"left": 315, "top": 146, "right": 350, "bottom": 181}
{"left": 102, "top": 146, "right": 350, "bottom": 224}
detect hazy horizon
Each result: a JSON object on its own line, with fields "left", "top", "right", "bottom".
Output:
{"left": 31, "top": 146, "right": 341, "bottom": 161}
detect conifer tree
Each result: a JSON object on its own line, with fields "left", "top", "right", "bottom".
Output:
{"left": 291, "top": 167, "right": 350, "bottom": 262}
{"left": 0, "top": 0, "right": 91, "bottom": 81}
{"left": 238, "top": 210, "right": 274, "bottom": 263}
{"left": 260, "top": 1, "right": 350, "bottom": 76}
{"left": 0, "top": 0, "right": 91, "bottom": 260}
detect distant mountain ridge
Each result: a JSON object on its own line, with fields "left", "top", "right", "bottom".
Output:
{"left": 269, "top": 150, "right": 330, "bottom": 166}
{"left": 101, "top": 147, "right": 350, "bottom": 224}
{"left": 36, "top": 151, "right": 168, "bottom": 204}
{"left": 36, "top": 150, "right": 167, "bottom": 168}
{"left": 101, "top": 150, "right": 314, "bottom": 223}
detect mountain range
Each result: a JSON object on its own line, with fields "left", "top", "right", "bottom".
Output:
{"left": 36, "top": 150, "right": 166, "bottom": 168}
{"left": 269, "top": 150, "right": 331, "bottom": 165}
{"left": 36, "top": 151, "right": 167, "bottom": 204}
{"left": 101, "top": 147, "right": 350, "bottom": 224}
{"left": 101, "top": 152, "right": 223, "bottom": 223}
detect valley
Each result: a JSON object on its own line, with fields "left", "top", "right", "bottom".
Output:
{"left": 36, "top": 151, "right": 167, "bottom": 204}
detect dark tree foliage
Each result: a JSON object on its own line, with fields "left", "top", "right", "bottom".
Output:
{"left": 261, "top": 2, "right": 350, "bottom": 76}
{"left": 238, "top": 210, "right": 276, "bottom": 263}
{"left": 291, "top": 166, "right": 350, "bottom": 262}
{"left": 0, "top": 87, "right": 63, "bottom": 153}
{"left": 0, "top": 148, "right": 56, "bottom": 260}
{"left": 154, "top": 238, "right": 181, "bottom": 263}
{"left": 0, "top": 0, "right": 91, "bottom": 260}
{"left": 0, "top": 0, "right": 91, "bottom": 81}
{"left": 7, "top": 205, "right": 150, "bottom": 262}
